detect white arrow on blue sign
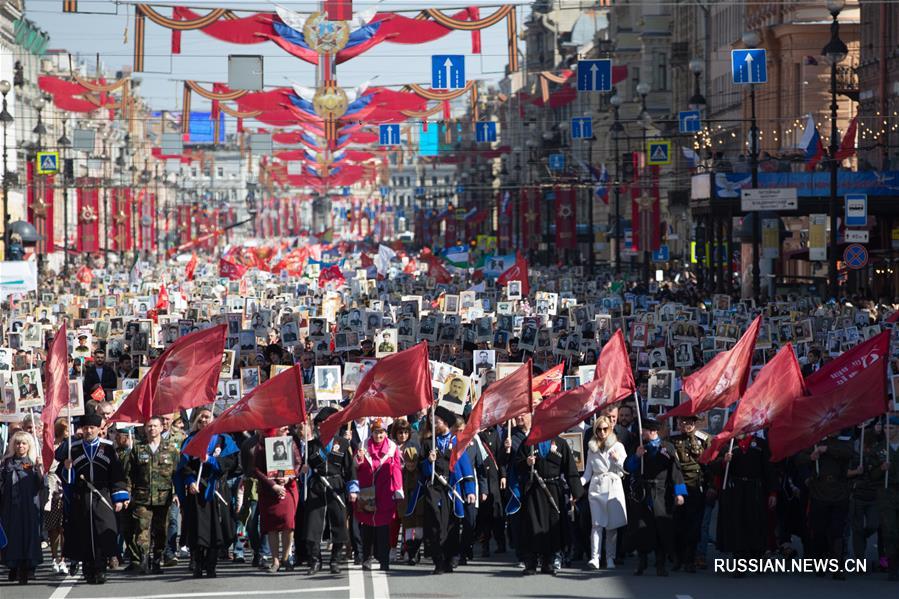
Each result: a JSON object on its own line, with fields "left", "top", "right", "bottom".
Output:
{"left": 549, "top": 153, "right": 565, "bottom": 171}
{"left": 432, "top": 55, "right": 465, "bottom": 90}
{"left": 731, "top": 49, "right": 767, "bottom": 84}
{"left": 571, "top": 117, "right": 593, "bottom": 139}
{"left": 576, "top": 59, "right": 612, "bottom": 92}
{"left": 678, "top": 110, "right": 701, "bottom": 134}
{"left": 379, "top": 124, "right": 401, "bottom": 145}
{"left": 476, "top": 121, "right": 497, "bottom": 143}
{"left": 652, "top": 245, "right": 670, "bottom": 262}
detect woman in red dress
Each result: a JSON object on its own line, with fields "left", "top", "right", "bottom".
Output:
{"left": 253, "top": 426, "right": 301, "bottom": 572}
{"left": 353, "top": 418, "right": 404, "bottom": 571}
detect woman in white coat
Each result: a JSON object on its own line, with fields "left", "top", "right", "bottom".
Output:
{"left": 580, "top": 415, "right": 628, "bottom": 569}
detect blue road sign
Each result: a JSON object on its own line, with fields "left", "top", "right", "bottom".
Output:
{"left": 678, "top": 110, "right": 702, "bottom": 134}
{"left": 652, "top": 245, "right": 670, "bottom": 262}
{"left": 379, "top": 186, "right": 390, "bottom": 196}
{"left": 415, "top": 187, "right": 425, "bottom": 197}
{"left": 432, "top": 55, "right": 465, "bottom": 90}
{"left": 475, "top": 121, "right": 497, "bottom": 143}
{"left": 456, "top": 185, "right": 465, "bottom": 194}
{"left": 577, "top": 59, "right": 612, "bottom": 92}
{"left": 379, "top": 124, "right": 401, "bottom": 145}
{"left": 571, "top": 117, "right": 593, "bottom": 139}
{"left": 843, "top": 243, "right": 868, "bottom": 270}
{"left": 845, "top": 193, "right": 868, "bottom": 227}
{"left": 36, "top": 151, "right": 59, "bottom": 174}
{"left": 549, "top": 153, "right": 565, "bottom": 171}
{"left": 731, "top": 49, "right": 767, "bottom": 84}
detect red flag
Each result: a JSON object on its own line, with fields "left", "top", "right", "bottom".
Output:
{"left": 496, "top": 253, "right": 530, "bottom": 296}
{"left": 109, "top": 325, "right": 226, "bottom": 424}
{"left": 834, "top": 115, "right": 858, "bottom": 162}
{"left": 403, "top": 258, "right": 418, "bottom": 275}
{"left": 325, "top": 0, "right": 352, "bottom": 21}
{"left": 156, "top": 282, "right": 170, "bottom": 311}
{"left": 219, "top": 256, "right": 247, "bottom": 280}
{"left": 769, "top": 332, "right": 890, "bottom": 462}
{"left": 185, "top": 253, "right": 198, "bottom": 281}
{"left": 90, "top": 386, "right": 106, "bottom": 402}
{"left": 450, "top": 360, "right": 532, "bottom": 469}
{"left": 699, "top": 344, "right": 805, "bottom": 464}
{"left": 75, "top": 265, "right": 93, "bottom": 285}
{"left": 183, "top": 364, "right": 306, "bottom": 459}
{"left": 428, "top": 259, "right": 453, "bottom": 284}
{"left": 663, "top": 316, "right": 761, "bottom": 419}
{"left": 360, "top": 253, "right": 374, "bottom": 269}
{"left": 529, "top": 330, "right": 635, "bottom": 444}
{"left": 40, "top": 324, "right": 69, "bottom": 468}
{"left": 533, "top": 362, "right": 565, "bottom": 398}
{"left": 318, "top": 342, "right": 433, "bottom": 443}
{"left": 318, "top": 265, "right": 346, "bottom": 289}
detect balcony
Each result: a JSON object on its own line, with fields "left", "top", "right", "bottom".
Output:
{"left": 835, "top": 65, "right": 859, "bottom": 101}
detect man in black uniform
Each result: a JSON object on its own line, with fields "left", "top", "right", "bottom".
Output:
{"left": 59, "top": 413, "right": 130, "bottom": 584}
{"left": 624, "top": 417, "right": 686, "bottom": 576}
{"left": 476, "top": 424, "right": 506, "bottom": 556}
{"left": 518, "top": 427, "right": 585, "bottom": 575}
{"left": 302, "top": 406, "right": 357, "bottom": 575}
{"left": 671, "top": 415, "right": 710, "bottom": 573}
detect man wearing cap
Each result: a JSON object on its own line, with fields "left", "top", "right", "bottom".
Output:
{"left": 671, "top": 415, "right": 710, "bottom": 572}
{"left": 624, "top": 417, "right": 686, "bottom": 576}
{"left": 416, "top": 405, "right": 476, "bottom": 574}
{"left": 58, "top": 413, "right": 130, "bottom": 585}
{"left": 302, "top": 406, "right": 357, "bottom": 575}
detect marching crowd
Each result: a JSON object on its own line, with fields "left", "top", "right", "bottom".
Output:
{"left": 1, "top": 245, "right": 899, "bottom": 589}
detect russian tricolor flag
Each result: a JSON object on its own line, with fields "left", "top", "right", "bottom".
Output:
{"left": 799, "top": 114, "right": 825, "bottom": 171}
{"left": 595, "top": 164, "right": 609, "bottom": 204}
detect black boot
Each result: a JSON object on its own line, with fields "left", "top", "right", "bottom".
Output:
{"left": 407, "top": 539, "right": 421, "bottom": 566}
{"left": 17, "top": 567, "right": 28, "bottom": 585}
{"left": 307, "top": 557, "right": 322, "bottom": 576}
{"left": 192, "top": 549, "right": 205, "bottom": 578}
{"left": 634, "top": 553, "right": 648, "bottom": 576}
{"left": 480, "top": 541, "right": 490, "bottom": 558}
{"left": 151, "top": 553, "right": 163, "bottom": 575}
{"left": 7, "top": 568, "right": 16, "bottom": 582}
{"left": 655, "top": 551, "right": 668, "bottom": 577}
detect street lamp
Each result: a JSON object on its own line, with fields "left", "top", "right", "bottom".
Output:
{"left": 1, "top": 80, "right": 12, "bottom": 260}
{"left": 823, "top": 0, "right": 847, "bottom": 299}
{"left": 610, "top": 92, "right": 624, "bottom": 275}
{"left": 743, "top": 30, "right": 762, "bottom": 300}
{"left": 688, "top": 58, "right": 707, "bottom": 110}
{"left": 58, "top": 121, "right": 71, "bottom": 273}
{"left": 636, "top": 82, "right": 652, "bottom": 286}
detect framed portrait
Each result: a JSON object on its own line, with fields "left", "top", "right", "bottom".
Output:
{"left": 265, "top": 436, "right": 295, "bottom": 477}
{"left": 224, "top": 379, "right": 242, "bottom": 403}
{"left": 270, "top": 364, "right": 292, "bottom": 380}
{"left": 238, "top": 330, "right": 258, "bottom": 355}
{"left": 473, "top": 349, "right": 496, "bottom": 372}
{"left": 559, "top": 432, "right": 585, "bottom": 472}
{"left": 308, "top": 317, "right": 328, "bottom": 340}
{"left": 375, "top": 329, "right": 398, "bottom": 357}
{"left": 280, "top": 322, "right": 300, "bottom": 347}
{"left": 21, "top": 322, "right": 44, "bottom": 349}
{"left": 314, "top": 365, "right": 343, "bottom": 403}
{"left": 647, "top": 370, "right": 675, "bottom": 407}
{"left": 577, "top": 365, "right": 596, "bottom": 385}
{"left": 648, "top": 348, "right": 668, "bottom": 370}
{"left": 0, "top": 386, "right": 17, "bottom": 421}
{"left": 707, "top": 408, "right": 729, "bottom": 436}
{"left": 563, "top": 375, "right": 581, "bottom": 391}
{"left": 443, "top": 294, "right": 460, "bottom": 314}
{"left": 94, "top": 320, "right": 110, "bottom": 340}
{"left": 12, "top": 368, "right": 43, "bottom": 408}
{"left": 397, "top": 316, "right": 417, "bottom": 344}
{"left": 673, "top": 343, "right": 694, "bottom": 368}
{"left": 241, "top": 367, "right": 260, "bottom": 393}
{"left": 342, "top": 361, "right": 372, "bottom": 391}
{"left": 494, "top": 362, "right": 521, "bottom": 381}
{"left": 64, "top": 380, "right": 86, "bottom": 417}
{"left": 439, "top": 374, "right": 469, "bottom": 415}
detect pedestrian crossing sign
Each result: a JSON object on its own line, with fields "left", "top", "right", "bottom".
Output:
{"left": 646, "top": 140, "right": 671, "bottom": 166}
{"left": 36, "top": 151, "right": 59, "bottom": 175}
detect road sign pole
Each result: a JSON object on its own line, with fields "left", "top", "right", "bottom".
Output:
{"left": 749, "top": 83, "right": 761, "bottom": 302}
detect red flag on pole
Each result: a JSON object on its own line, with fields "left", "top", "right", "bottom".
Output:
{"left": 529, "top": 330, "right": 634, "bottom": 444}
{"left": 318, "top": 342, "right": 433, "bottom": 443}
{"left": 769, "top": 332, "right": 890, "bottom": 462}
{"left": 182, "top": 364, "right": 306, "bottom": 459}
{"left": 533, "top": 362, "right": 565, "bottom": 399}
{"left": 318, "top": 265, "right": 346, "bottom": 289}
{"left": 663, "top": 316, "right": 761, "bottom": 419}
{"left": 497, "top": 252, "right": 530, "bottom": 296}
{"left": 108, "top": 325, "right": 226, "bottom": 424}
{"left": 155, "top": 282, "right": 169, "bottom": 311}
{"left": 185, "top": 253, "right": 198, "bottom": 281}
{"left": 40, "top": 324, "right": 69, "bottom": 468}
{"left": 834, "top": 115, "right": 858, "bottom": 162}
{"left": 75, "top": 265, "right": 93, "bottom": 285}
{"left": 450, "top": 360, "right": 532, "bottom": 469}
{"left": 219, "top": 256, "right": 247, "bottom": 280}
{"left": 699, "top": 343, "right": 805, "bottom": 464}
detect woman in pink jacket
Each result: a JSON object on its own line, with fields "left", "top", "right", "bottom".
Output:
{"left": 353, "top": 418, "right": 403, "bottom": 571}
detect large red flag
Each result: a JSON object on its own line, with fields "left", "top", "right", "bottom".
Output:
{"left": 155, "top": 282, "right": 169, "bottom": 311}
{"left": 496, "top": 252, "right": 530, "bottom": 296}
{"left": 769, "top": 332, "right": 890, "bottom": 462}
{"left": 663, "top": 316, "right": 761, "bottom": 419}
{"left": 183, "top": 364, "right": 306, "bottom": 459}
{"left": 109, "top": 325, "right": 226, "bottom": 424}
{"left": 699, "top": 344, "right": 805, "bottom": 464}
{"left": 318, "top": 342, "right": 433, "bottom": 442}
{"left": 318, "top": 265, "right": 346, "bottom": 289}
{"left": 40, "top": 324, "right": 69, "bottom": 468}
{"left": 185, "top": 253, "right": 198, "bottom": 281}
{"left": 219, "top": 257, "right": 247, "bottom": 280}
{"left": 450, "top": 360, "right": 532, "bottom": 469}
{"left": 533, "top": 363, "right": 565, "bottom": 399}
{"left": 529, "top": 330, "right": 635, "bottom": 444}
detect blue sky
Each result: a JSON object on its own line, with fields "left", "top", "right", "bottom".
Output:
{"left": 29, "top": 1, "right": 518, "bottom": 114}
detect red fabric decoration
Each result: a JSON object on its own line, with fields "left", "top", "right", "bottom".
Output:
{"left": 554, "top": 186, "right": 577, "bottom": 249}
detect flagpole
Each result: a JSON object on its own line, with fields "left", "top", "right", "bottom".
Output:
{"left": 430, "top": 402, "right": 436, "bottom": 485}
{"left": 634, "top": 392, "right": 644, "bottom": 475}
{"left": 858, "top": 423, "right": 865, "bottom": 470}
{"left": 886, "top": 414, "right": 891, "bottom": 490}
{"left": 722, "top": 438, "right": 735, "bottom": 489}
{"left": 28, "top": 408, "right": 41, "bottom": 466}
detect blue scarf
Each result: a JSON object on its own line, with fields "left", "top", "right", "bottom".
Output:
{"left": 536, "top": 440, "right": 552, "bottom": 458}
{"left": 646, "top": 437, "right": 661, "bottom": 456}
{"left": 436, "top": 432, "right": 453, "bottom": 453}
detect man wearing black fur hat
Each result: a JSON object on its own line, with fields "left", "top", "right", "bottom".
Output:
{"left": 302, "top": 406, "right": 358, "bottom": 575}
{"left": 624, "top": 417, "right": 686, "bottom": 577}
{"left": 58, "top": 413, "right": 130, "bottom": 585}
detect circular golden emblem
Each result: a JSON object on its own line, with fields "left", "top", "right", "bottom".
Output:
{"left": 303, "top": 12, "right": 349, "bottom": 54}
{"left": 80, "top": 205, "right": 98, "bottom": 223}
{"left": 312, "top": 85, "right": 349, "bottom": 120}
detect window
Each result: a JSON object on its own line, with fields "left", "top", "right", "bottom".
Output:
{"left": 654, "top": 53, "right": 668, "bottom": 91}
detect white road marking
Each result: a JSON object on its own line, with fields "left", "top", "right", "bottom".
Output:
{"left": 675, "top": 595, "right": 694, "bottom": 599}
{"left": 49, "top": 574, "right": 79, "bottom": 599}
{"left": 349, "top": 563, "right": 366, "bottom": 599}
{"left": 370, "top": 567, "right": 390, "bottom": 599}
{"left": 75, "top": 586, "right": 350, "bottom": 599}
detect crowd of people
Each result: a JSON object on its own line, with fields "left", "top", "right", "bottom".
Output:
{"left": 1, "top": 243, "right": 898, "bottom": 588}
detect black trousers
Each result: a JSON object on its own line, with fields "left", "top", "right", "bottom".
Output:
{"left": 809, "top": 499, "right": 849, "bottom": 560}
{"left": 460, "top": 504, "right": 477, "bottom": 558}
{"left": 675, "top": 489, "right": 705, "bottom": 565}
{"left": 361, "top": 524, "right": 390, "bottom": 566}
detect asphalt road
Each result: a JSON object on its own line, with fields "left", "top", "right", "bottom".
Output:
{"left": 0, "top": 553, "right": 893, "bottom": 599}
